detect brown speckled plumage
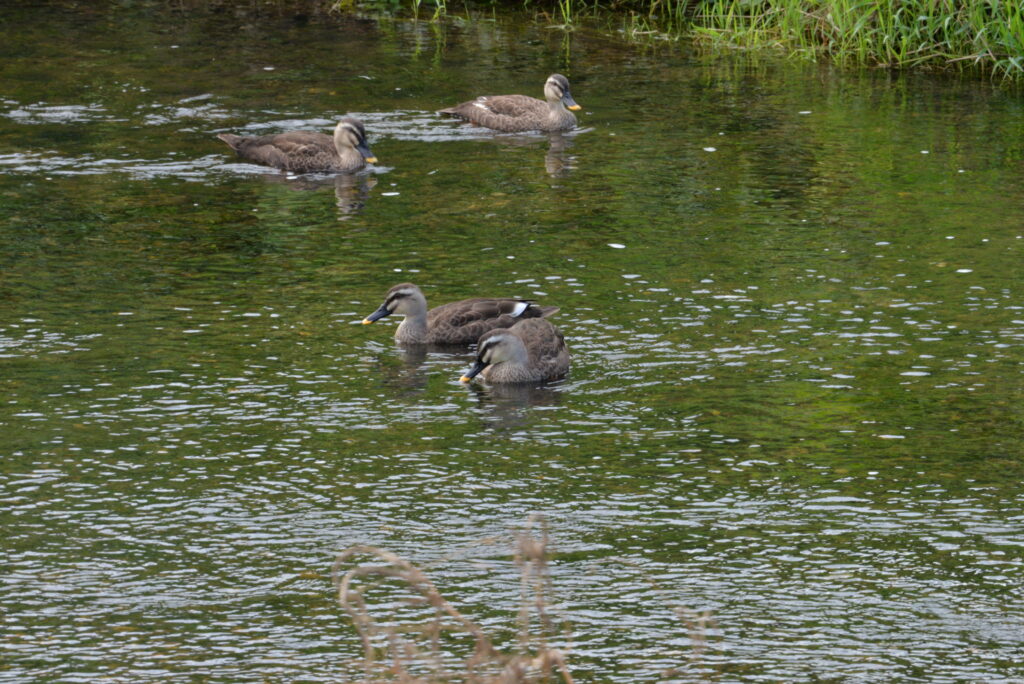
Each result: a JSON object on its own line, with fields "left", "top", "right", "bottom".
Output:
{"left": 362, "top": 283, "right": 559, "bottom": 346}
{"left": 462, "top": 318, "right": 570, "bottom": 384}
{"left": 438, "top": 74, "right": 580, "bottom": 133}
{"left": 217, "top": 117, "right": 375, "bottom": 174}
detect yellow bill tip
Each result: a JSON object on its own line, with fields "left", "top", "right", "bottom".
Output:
{"left": 362, "top": 318, "right": 374, "bottom": 325}
{"left": 459, "top": 376, "right": 472, "bottom": 383}
{"left": 364, "top": 156, "right": 378, "bottom": 164}
{"left": 568, "top": 105, "right": 582, "bottom": 111}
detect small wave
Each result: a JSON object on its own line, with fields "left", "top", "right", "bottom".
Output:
{"left": 0, "top": 151, "right": 230, "bottom": 180}
{"left": 3, "top": 103, "right": 114, "bottom": 124}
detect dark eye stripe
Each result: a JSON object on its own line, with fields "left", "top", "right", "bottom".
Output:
{"left": 342, "top": 123, "right": 366, "bottom": 142}
{"left": 478, "top": 336, "right": 507, "bottom": 358}
{"left": 477, "top": 340, "right": 494, "bottom": 356}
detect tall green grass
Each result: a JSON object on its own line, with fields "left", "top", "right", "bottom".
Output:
{"left": 329, "top": 0, "right": 1024, "bottom": 79}
{"left": 691, "top": 0, "right": 1024, "bottom": 79}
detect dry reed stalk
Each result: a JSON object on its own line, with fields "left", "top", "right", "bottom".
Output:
{"left": 332, "top": 516, "right": 718, "bottom": 681}
{"left": 331, "top": 516, "right": 574, "bottom": 683}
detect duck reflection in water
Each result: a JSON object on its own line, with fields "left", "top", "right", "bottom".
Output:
{"left": 544, "top": 132, "right": 577, "bottom": 178}
{"left": 464, "top": 380, "right": 563, "bottom": 433}
{"left": 331, "top": 173, "right": 377, "bottom": 217}
{"left": 371, "top": 343, "right": 469, "bottom": 397}
{"left": 490, "top": 132, "right": 579, "bottom": 178}
{"left": 258, "top": 172, "right": 377, "bottom": 219}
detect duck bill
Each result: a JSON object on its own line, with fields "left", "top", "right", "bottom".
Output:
{"left": 358, "top": 141, "right": 377, "bottom": 164}
{"left": 362, "top": 304, "right": 391, "bottom": 324}
{"left": 459, "top": 360, "right": 488, "bottom": 383}
{"left": 564, "top": 94, "right": 581, "bottom": 111}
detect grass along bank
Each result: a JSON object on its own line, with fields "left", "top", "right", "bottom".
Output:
{"left": 333, "top": 0, "right": 1024, "bottom": 80}
{"left": 688, "top": 0, "right": 1024, "bottom": 79}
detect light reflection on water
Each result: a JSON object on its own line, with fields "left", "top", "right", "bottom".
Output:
{"left": 0, "top": 97, "right": 582, "bottom": 178}
{"left": 1, "top": 1, "right": 1024, "bottom": 681}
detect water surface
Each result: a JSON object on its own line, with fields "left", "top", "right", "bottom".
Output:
{"left": 2, "top": 1, "right": 1024, "bottom": 681}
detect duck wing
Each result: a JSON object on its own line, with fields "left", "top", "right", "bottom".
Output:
{"left": 427, "top": 298, "right": 543, "bottom": 345}
{"left": 439, "top": 95, "right": 547, "bottom": 132}
{"left": 227, "top": 131, "right": 334, "bottom": 170}
{"left": 519, "top": 319, "right": 571, "bottom": 378}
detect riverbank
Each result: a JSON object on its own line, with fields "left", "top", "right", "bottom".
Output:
{"left": 332, "top": 0, "right": 1024, "bottom": 80}
{"left": 689, "top": 0, "right": 1024, "bottom": 79}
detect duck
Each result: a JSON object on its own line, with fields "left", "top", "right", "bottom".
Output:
{"left": 362, "top": 283, "right": 559, "bottom": 345}
{"left": 460, "top": 318, "right": 570, "bottom": 384}
{"left": 216, "top": 117, "right": 376, "bottom": 174}
{"left": 438, "top": 74, "right": 581, "bottom": 133}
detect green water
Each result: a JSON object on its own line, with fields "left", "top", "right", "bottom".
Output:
{"left": 2, "top": 1, "right": 1023, "bottom": 681}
